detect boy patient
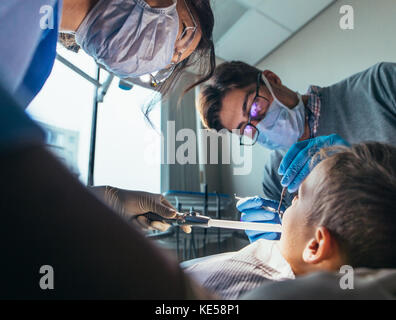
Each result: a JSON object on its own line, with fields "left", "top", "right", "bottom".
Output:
{"left": 184, "top": 142, "right": 396, "bottom": 299}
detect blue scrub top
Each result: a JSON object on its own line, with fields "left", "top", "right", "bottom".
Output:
{"left": 0, "top": 0, "right": 62, "bottom": 153}
{"left": 17, "top": 0, "right": 60, "bottom": 107}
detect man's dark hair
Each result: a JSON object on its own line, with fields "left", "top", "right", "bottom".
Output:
{"left": 197, "top": 61, "right": 260, "bottom": 131}
{"left": 308, "top": 142, "right": 396, "bottom": 269}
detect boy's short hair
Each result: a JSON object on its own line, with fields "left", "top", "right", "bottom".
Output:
{"left": 308, "top": 142, "right": 396, "bottom": 268}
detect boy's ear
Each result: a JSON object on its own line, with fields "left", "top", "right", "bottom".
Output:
{"left": 302, "top": 227, "right": 333, "bottom": 264}
{"left": 262, "top": 70, "right": 282, "bottom": 86}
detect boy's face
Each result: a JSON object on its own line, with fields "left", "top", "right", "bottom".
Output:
{"left": 279, "top": 162, "right": 325, "bottom": 274}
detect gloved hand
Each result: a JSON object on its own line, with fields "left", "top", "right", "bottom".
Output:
{"left": 278, "top": 134, "right": 350, "bottom": 193}
{"left": 237, "top": 196, "right": 285, "bottom": 242}
{"left": 90, "top": 186, "right": 191, "bottom": 233}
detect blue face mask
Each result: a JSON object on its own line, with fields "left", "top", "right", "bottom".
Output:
{"left": 75, "top": 0, "right": 179, "bottom": 78}
{"left": 255, "top": 74, "right": 306, "bottom": 150}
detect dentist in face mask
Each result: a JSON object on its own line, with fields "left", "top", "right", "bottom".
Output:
{"left": 218, "top": 70, "right": 311, "bottom": 242}
{"left": 239, "top": 72, "right": 306, "bottom": 150}
{"left": 3, "top": 0, "right": 214, "bottom": 106}
{"left": 62, "top": 0, "right": 216, "bottom": 99}
{"left": 217, "top": 69, "right": 311, "bottom": 150}
{"left": 74, "top": 0, "right": 183, "bottom": 79}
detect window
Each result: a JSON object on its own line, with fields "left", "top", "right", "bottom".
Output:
{"left": 94, "top": 71, "right": 162, "bottom": 193}
{"left": 27, "top": 47, "right": 97, "bottom": 184}
{"left": 27, "top": 46, "right": 162, "bottom": 192}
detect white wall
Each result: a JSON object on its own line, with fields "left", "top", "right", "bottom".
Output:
{"left": 219, "top": 0, "right": 396, "bottom": 197}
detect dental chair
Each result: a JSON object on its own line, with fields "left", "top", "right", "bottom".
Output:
{"left": 240, "top": 268, "right": 396, "bottom": 300}
{"left": 181, "top": 254, "right": 396, "bottom": 299}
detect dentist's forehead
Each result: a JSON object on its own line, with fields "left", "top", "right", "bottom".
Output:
{"left": 220, "top": 86, "right": 256, "bottom": 131}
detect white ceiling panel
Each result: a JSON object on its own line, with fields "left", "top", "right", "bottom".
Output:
{"left": 211, "top": 0, "right": 248, "bottom": 43}
{"left": 235, "top": 0, "right": 335, "bottom": 31}
{"left": 215, "top": 9, "right": 291, "bottom": 65}
{"left": 211, "top": 0, "right": 336, "bottom": 66}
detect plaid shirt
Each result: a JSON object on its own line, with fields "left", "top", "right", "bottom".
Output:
{"left": 305, "top": 85, "right": 322, "bottom": 138}
{"left": 185, "top": 240, "right": 295, "bottom": 300}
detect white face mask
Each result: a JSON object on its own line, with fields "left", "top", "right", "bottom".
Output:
{"left": 255, "top": 74, "right": 306, "bottom": 150}
{"left": 75, "top": 0, "right": 179, "bottom": 78}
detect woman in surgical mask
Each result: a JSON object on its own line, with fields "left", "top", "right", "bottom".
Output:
{"left": 60, "top": 0, "right": 215, "bottom": 231}
{"left": 60, "top": 0, "right": 216, "bottom": 102}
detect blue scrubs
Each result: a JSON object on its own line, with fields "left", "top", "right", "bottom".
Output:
{"left": 17, "top": 1, "right": 60, "bottom": 107}
{"left": 0, "top": 0, "right": 62, "bottom": 153}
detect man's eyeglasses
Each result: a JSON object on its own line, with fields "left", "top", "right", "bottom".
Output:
{"left": 240, "top": 73, "right": 269, "bottom": 146}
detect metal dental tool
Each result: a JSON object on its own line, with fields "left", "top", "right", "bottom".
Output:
{"left": 277, "top": 187, "right": 287, "bottom": 220}
{"left": 143, "top": 211, "right": 282, "bottom": 233}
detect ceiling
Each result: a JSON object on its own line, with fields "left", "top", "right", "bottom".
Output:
{"left": 211, "top": 0, "right": 335, "bottom": 66}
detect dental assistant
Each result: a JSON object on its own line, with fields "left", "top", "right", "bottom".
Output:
{"left": 0, "top": 0, "right": 215, "bottom": 231}
{"left": 198, "top": 61, "right": 396, "bottom": 241}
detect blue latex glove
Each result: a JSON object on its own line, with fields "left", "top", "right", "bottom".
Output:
{"left": 278, "top": 134, "right": 350, "bottom": 193}
{"left": 237, "top": 196, "right": 286, "bottom": 242}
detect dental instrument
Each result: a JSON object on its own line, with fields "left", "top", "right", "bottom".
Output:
{"left": 144, "top": 211, "right": 282, "bottom": 233}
